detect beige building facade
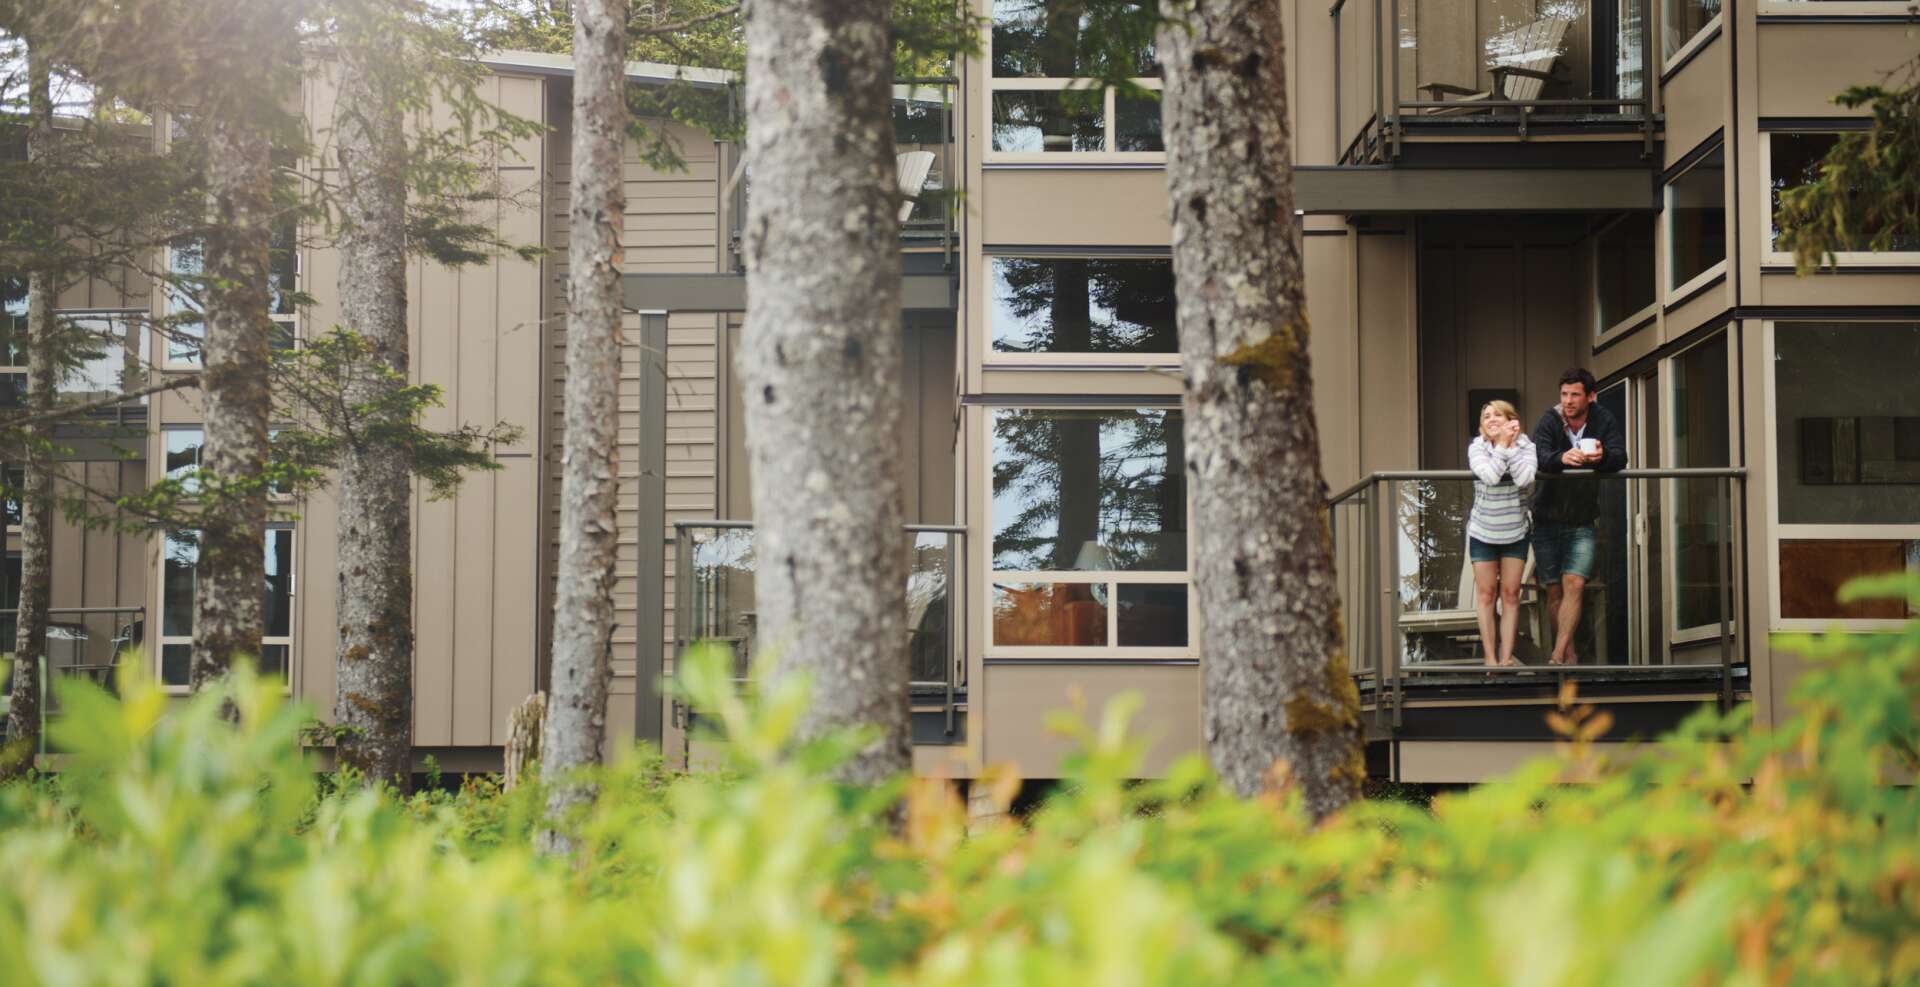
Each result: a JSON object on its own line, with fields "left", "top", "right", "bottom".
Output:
{"left": 11, "top": 2, "right": 1918, "bottom": 781}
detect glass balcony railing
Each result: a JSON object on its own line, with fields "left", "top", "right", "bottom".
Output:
{"left": 1331, "top": 469, "right": 1745, "bottom": 720}
{"left": 1332, "top": 0, "right": 1654, "bottom": 163}
{"left": 673, "top": 521, "right": 966, "bottom": 733}
{"left": 0, "top": 606, "right": 146, "bottom": 754}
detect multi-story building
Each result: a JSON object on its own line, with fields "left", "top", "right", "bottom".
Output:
{"left": 9, "top": 0, "right": 1916, "bottom": 783}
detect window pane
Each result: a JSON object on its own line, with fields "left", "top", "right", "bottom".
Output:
{"left": 167, "top": 239, "right": 205, "bottom": 364}
{"left": 990, "top": 257, "right": 1177, "bottom": 355}
{"left": 1668, "top": 146, "right": 1726, "bottom": 289}
{"left": 1, "top": 553, "right": 20, "bottom": 655}
{"left": 1775, "top": 322, "right": 1920, "bottom": 524}
{"left": 1670, "top": 334, "right": 1730, "bottom": 630}
{"left": 991, "top": 90, "right": 1105, "bottom": 152}
{"left": 992, "top": 581, "right": 1109, "bottom": 646}
{"left": 62, "top": 315, "right": 148, "bottom": 403}
{"left": 0, "top": 275, "right": 25, "bottom": 367}
{"left": 0, "top": 373, "right": 24, "bottom": 409}
{"left": 259, "top": 644, "right": 290, "bottom": 682}
{"left": 268, "top": 219, "right": 298, "bottom": 317}
{"left": 1661, "top": 0, "right": 1721, "bottom": 61}
{"left": 161, "top": 643, "right": 191, "bottom": 687}
{"left": 1114, "top": 92, "right": 1162, "bottom": 151}
{"left": 3, "top": 466, "right": 20, "bottom": 527}
{"left": 991, "top": 0, "right": 1157, "bottom": 79}
{"left": 1116, "top": 583, "right": 1186, "bottom": 646}
{"left": 992, "top": 409, "right": 1187, "bottom": 571}
{"left": 165, "top": 429, "right": 203, "bottom": 493}
{"left": 1781, "top": 540, "right": 1918, "bottom": 620}
{"left": 162, "top": 531, "right": 198, "bottom": 638}
{"left": 1595, "top": 214, "right": 1655, "bottom": 331}
{"left": 264, "top": 529, "right": 293, "bottom": 639}
{"left": 1770, "top": 132, "right": 1920, "bottom": 254}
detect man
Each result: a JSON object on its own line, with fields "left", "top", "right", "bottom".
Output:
{"left": 1531, "top": 368, "right": 1627, "bottom": 665}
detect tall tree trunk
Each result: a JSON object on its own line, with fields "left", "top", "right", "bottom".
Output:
{"left": 190, "top": 114, "right": 274, "bottom": 691}
{"left": 1157, "top": 0, "right": 1362, "bottom": 819}
{"left": 738, "top": 0, "right": 910, "bottom": 785}
{"left": 2, "top": 44, "right": 55, "bottom": 776}
{"left": 538, "top": 0, "right": 627, "bottom": 854}
{"left": 332, "top": 35, "right": 416, "bottom": 790}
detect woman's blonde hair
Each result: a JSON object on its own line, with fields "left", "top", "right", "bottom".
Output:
{"left": 1479, "top": 399, "right": 1519, "bottom": 423}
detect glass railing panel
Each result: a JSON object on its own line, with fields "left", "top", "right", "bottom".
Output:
{"left": 675, "top": 523, "right": 964, "bottom": 696}
{"left": 1376, "top": 472, "right": 1741, "bottom": 669}
{"left": 0, "top": 607, "right": 145, "bottom": 752}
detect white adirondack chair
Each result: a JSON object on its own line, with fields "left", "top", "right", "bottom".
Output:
{"left": 1417, "top": 15, "right": 1573, "bottom": 114}
{"left": 895, "top": 150, "right": 937, "bottom": 224}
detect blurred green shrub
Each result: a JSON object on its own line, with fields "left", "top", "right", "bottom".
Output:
{"left": 0, "top": 576, "right": 1915, "bottom": 986}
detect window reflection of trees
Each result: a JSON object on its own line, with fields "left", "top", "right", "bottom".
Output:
{"left": 990, "top": 257, "right": 1176, "bottom": 354}
{"left": 992, "top": 409, "right": 1186, "bottom": 572}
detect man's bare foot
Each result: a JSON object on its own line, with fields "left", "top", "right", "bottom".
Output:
{"left": 1549, "top": 654, "right": 1577, "bottom": 666}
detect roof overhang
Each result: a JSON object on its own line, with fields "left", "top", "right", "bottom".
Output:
{"left": 622, "top": 272, "right": 956, "bottom": 314}
{"left": 1294, "top": 166, "right": 1658, "bottom": 215}
{"left": 477, "top": 50, "right": 734, "bottom": 90}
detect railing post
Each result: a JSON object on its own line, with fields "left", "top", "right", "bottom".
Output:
{"left": 1385, "top": 479, "right": 1403, "bottom": 727}
{"left": 1717, "top": 475, "right": 1734, "bottom": 712}
{"left": 1388, "top": 0, "right": 1402, "bottom": 160}
{"left": 1365, "top": 485, "right": 1384, "bottom": 732}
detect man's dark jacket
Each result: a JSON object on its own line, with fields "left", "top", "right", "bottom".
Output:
{"left": 1530, "top": 401, "right": 1628, "bottom": 526}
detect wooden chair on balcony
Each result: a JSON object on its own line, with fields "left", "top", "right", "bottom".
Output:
{"left": 896, "top": 150, "right": 936, "bottom": 224}
{"left": 1399, "top": 545, "right": 1539, "bottom": 665}
{"left": 1416, "top": 15, "right": 1573, "bottom": 116}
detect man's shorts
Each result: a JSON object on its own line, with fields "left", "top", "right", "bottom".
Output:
{"left": 1531, "top": 522, "right": 1597, "bottom": 582}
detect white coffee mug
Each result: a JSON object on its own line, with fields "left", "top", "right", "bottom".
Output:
{"left": 1579, "top": 438, "right": 1601, "bottom": 456}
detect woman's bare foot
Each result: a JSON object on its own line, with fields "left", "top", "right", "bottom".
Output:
{"left": 1499, "top": 655, "right": 1522, "bottom": 667}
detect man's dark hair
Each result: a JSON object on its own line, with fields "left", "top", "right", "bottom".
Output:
{"left": 1559, "top": 367, "right": 1598, "bottom": 395}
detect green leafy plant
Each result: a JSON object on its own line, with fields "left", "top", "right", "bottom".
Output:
{"left": 0, "top": 577, "right": 1915, "bottom": 985}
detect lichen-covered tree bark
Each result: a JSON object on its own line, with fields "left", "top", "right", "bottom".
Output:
{"left": 331, "top": 34, "right": 416, "bottom": 789}
{"left": 538, "top": 0, "right": 627, "bottom": 854}
{"left": 737, "top": 0, "right": 911, "bottom": 785}
{"left": 2, "top": 45, "right": 55, "bottom": 775}
{"left": 1157, "top": 0, "right": 1362, "bottom": 819}
{"left": 190, "top": 115, "right": 274, "bottom": 691}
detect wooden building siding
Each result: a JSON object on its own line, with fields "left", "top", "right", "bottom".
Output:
{"left": 542, "top": 89, "right": 723, "bottom": 750}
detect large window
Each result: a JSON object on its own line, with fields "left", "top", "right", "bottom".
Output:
{"left": 161, "top": 222, "right": 298, "bottom": 368}
{"left": 161, "top": 426, "right": 287, "bottom": 498}
{"left": 990, "top": 408, "right": 1190, "bottom": 652}
{"left": 157, "top": 528, "right": 295, "bottom": 687}
{"left": 989, "top": 0, "right": 1162, "bottom": 157}
{"left": 1593, "top": 213, "right": 1656, "bottom": 338}
{"left": 1772, "top": 322, "right": 1920, "bottom": 623}
{"left": 1667, "top": 332, "right": 1732, "bottom": 635}
{"left": 1, "top": 275, "right": 26, "bottom": 408}
{"left": 1661, "top": 0, "right": 1721, "bottom": 63}
{"left": 1666, "top": 144, "right": 1727, "bottom": 294}
{"left": 988, "top": 256, "right": 1176, "bottom": 359}
{"left": 1766, "top": 131, "right": 1920, "bottom": 264}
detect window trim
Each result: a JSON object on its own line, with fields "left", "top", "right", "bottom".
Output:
{"left": 983, "top": 404, "right": 1196, "bottom": 660}
{"left": 1663, "top": 142, "right": 1730, "bottom": 304}
{"left": 155, "top": 525, "right": 298, "bottom": 694}
{"left": 984, "top": 5, "right": 1165, "bottom": 163}
{"left": 1761, "top": 319, "right": 1920, "bottom": 632}
{"left": 1758, "top": 130, "right": 1920, "bottom": 269}
{"left": 1754, "top": 0, "right": 1917, "bottom": 14}
{"left": 980, "top": 252, "right": 1183, "bottom": 367}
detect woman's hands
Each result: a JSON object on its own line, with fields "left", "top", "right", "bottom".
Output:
{"left": 1492, "top": 418, "right": 1521, "bottom": 448}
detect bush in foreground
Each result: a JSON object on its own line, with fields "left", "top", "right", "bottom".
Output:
{"left": 0, "top": 575, "right": 1915, "bottom": 985}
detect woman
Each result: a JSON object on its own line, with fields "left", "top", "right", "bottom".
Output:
{"left": 1467, "top": 400, "right": 1535, "bottom": 667}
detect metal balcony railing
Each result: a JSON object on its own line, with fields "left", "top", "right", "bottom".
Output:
{"left": 1329, "top": 469, "right": 1746, "bottom": 726}
{"left": 673, "top": 521, "right": 966, "bottom": 738}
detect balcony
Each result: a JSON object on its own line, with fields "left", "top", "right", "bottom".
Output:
{"left": 0, "top": 606, "right": 146, "bottom": 754}
{"left": 1332, "top": 0, "right": 1654, "bottom": 164}
{"left": 673, "top": 522, "right": 966, "bottom": 744}
{"left": 1330, "top": 469, "right": 1747, "bottom": 730}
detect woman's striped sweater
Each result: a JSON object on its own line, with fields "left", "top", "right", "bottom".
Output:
{"left": 1467, "top": 434, "right": 1536, "bottom": 545}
